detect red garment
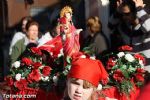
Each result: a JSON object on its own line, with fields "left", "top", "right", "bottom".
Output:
{"left": 39, "top": 25, "right": 80, "bottom": 59}
{"left": 38, "top": 36, "right": 63, "bottom": 58}
{"left": 36, "top": 89, "right": 63, "bottom": 100}
{"left": 99, "top": 86, "right": 140, "bottom": 100}
{"left": 137, "top": 83, "right": 150, "bottom": 100}
{"left": 68, "top": 58, "right": 108, "bottom": 87}
{"left": 98, "top": 87, "right": 119, "bottom": 100}
{"left": 63, "top": 25, "right": 80, "bottom": 57}
{"left": 58, "top": 17, "right": 80, "bottom": 57}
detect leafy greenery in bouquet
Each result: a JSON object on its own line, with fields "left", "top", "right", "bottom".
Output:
{"left": 104, "top": 45, "right": 146, "bottom": 95}
{"left": 5, "top": 46, "right": 71, "bottom": 92}
{"left": 82, "top": 44, "right": 95, "bottom": 56}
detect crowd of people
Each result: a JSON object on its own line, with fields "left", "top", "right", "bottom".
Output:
{"left": 109, "top": 0, "right": 150, "bottom": 69}
{"left": 3, "top": 0, "right": 150, "bottom": 100}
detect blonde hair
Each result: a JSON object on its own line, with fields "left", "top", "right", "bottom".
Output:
{"left": 87, "top": 16, "right": 102, "bottom": 33}
{"left": 60, "top": 6, "right": 73, "bottom": 18}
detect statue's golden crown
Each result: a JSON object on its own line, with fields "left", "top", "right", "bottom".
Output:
{"left": 60, "top": 6, "right": 73, "bottom": 17}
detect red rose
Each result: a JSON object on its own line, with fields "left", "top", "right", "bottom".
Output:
{"left": 134, "top": 53, "right": 145, "bottom": 64}
{"left": 71, "top": 52, "right": 89, "bottom": 61}
{"left": 15, "top": 79, "right": 28, "bottom": 90}
{"left": 51, "top": 42, "right": 62, "bottom": 58}
{"left": 118, "top": 45, "right": 133, "bottom": 51}
{"left": 27, "top": 76, "right": 32, "bottom": 83}
{"left": 59, "top": 17, "right": 67, "bottom": 24}
{"left": 28, "top": 69, "right": 41, "bottom": 82}
{"left": 32, "top": 62, "right": 42, "bottom": 69}
{"left": 106, "top": 58, "right": 116, "bottom": 70}
{"left": 113, "top": 69, "right": 124, "bottom": 82}
{"left": 22, "top": 57, "right": 33, "bottom": 66}
{"left": 5, "top": 76, "right": 14, "bottom": 86}
{"left": 31, "top": 47, "right": 42, "bottom": 56}
{"left": 101, "top": 78, "right": 109, "bottom": 85}
{"left": 42, "top": 66, "right": 52, "bottom": 76}
{"left": 136, "top": 68, "right": 145, "bottom": 73}
{"left": 135, "top": 73, "right": 144, "bottom": 82}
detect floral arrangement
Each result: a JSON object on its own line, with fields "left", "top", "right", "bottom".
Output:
{"left": 6, "top": 44, "right": 98, "bottom": 94}
{"left": 5, "top": 46, "right": 68, "bottom": 92}
{"left": 104, "top": 45, "right": 146, "bottom": 95}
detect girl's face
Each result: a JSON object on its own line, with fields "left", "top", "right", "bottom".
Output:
{"left": 26, "top": 25, "right": 38, "bottom": 41}
{"left": 67, "top": 78, "right": 94, "bottom": 100}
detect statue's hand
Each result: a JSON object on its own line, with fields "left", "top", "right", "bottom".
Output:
{"left": 75, "top": 29, "right": 83, "bottom": 34}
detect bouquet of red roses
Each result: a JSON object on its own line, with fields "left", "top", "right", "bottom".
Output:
{"left": 5, "top": 46, "right": 65, "bottom": 92}
{"left": 105, "top": 45, "right": 146, "bottom": 96}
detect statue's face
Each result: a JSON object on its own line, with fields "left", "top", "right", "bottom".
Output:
{"left": 65, "top": 12, "right": 72, "bottom": 21}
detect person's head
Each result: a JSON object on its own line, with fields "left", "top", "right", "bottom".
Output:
{"left": 118, "top": 1, "right": 136, "bottom": 24}
{"left": 60, "top": 6, "right": 73, "bottom": 22}
{"left": 50, "top": 19, "right": 61, "bottom": 37}
{"left": 67, "top": 78, "right": 95, "bottom": 100}
{"left": 21, "top": 16, "right": 32, "bottom": 33}
{"left": 25, "top": 20, "right": 39, "bottom": 41}
{"left": 55, "top": 24, "right": 61, "bottom": 35}
{"left": 87, "top": 16, "right": 102, "bottom": 36}
{"left": 67, "top": 58, "right": 108, "bottom": 100}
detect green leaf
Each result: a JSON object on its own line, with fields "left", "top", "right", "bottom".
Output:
{"left": 118, "top": 80, "right": 133, "bottom": 96}
{"left": 28, "top": 82, "right": 39, "bottom": 88}
{"left": 82, "top": 45, "right": 95, "bottom": 55}
{"left": 128, "top": 65, "right": 136, "bottom": 73}
{"left": 121, "top": 65, "right": 127, "bottom": 69}
{"left": 112, "top": 65, "right": 118, "bottom": 70}
{"left": 136, "top": 81, "right": 143, "bottom": 87}
{"left": 120, "top": 68, "right": 129, "bottom": 78}
{"left": 66, "top": 56, "right": 71, "bottom": 64}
